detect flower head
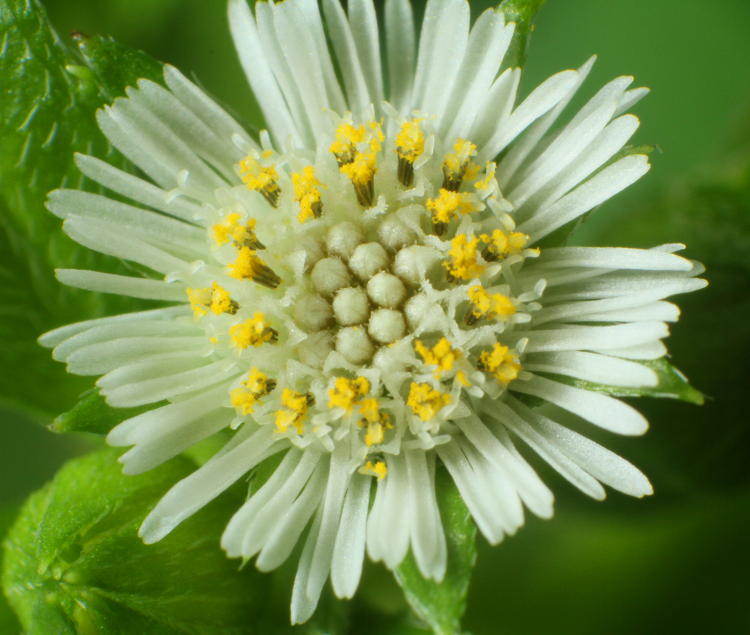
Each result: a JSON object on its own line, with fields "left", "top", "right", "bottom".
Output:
{"left": 41, "top": 0, "right": 706, "bottom": 624}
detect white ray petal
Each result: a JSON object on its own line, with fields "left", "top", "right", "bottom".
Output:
{"left": 519, "top": 322, "right": 670, "bottom": 353}
{"left": 523, "top": 351, "right": 658, "bottom": 387}
{"left": 140, "top": 427, "right": 279, "bottom": 544}
{"left": 385, "top": 0, "right": 416, "bottom": 113}
{"left": 348, "top": 0, "right": 384, "bottom": 110}
{"left": 331, "top": 472, "right": 371, "bottom": 598}
{"left": 55, "top": 269, "right": 185, "bottom": 301}
{"left": 512, "top": 374, "right": 649, "bottom": 435}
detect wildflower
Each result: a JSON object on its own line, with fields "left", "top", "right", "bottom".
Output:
{"left": 41, "top": 0, "right": 706, "bottom": 625}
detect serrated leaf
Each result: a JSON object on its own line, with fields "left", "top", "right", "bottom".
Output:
{"left": 1, "top": 448, "right": 272, "bottom": 634}
{"left": 499, "top": 0, "right": 547, "bottom": 68}
{"left": 0, "top": 0, "right": 165, "bottom": 421}
{"left": 74, "top": 32, "right": 165, "bottom": 100}
{"left": 394, "top": 469, "right": 477, "bottom": 635}
{"left": 50, "top": 388, "right": 157, "bottom": 435}
{"left": 549, "top": 358, "right": 705, "bottom": 405}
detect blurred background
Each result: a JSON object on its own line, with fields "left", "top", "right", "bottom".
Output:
{"left": 4, "top": 0, "right": 750, "bottom": 632}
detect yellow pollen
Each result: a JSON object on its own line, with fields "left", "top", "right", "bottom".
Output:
{"left": 467, "top": 285, "right": 516, "bottom": 322}
{"left": 227, "top": 246, "right": 280, "bottom": 288}
{"left": 230, "top": 368, "right": 276, "bottom": 415}
{"left": 239, "top": 156, "right": 280, "bottom": 206}
{"left": 480, "top": 229, "right": 529, "bottom": 261}
{"left": 213, "top": 213, "right": 264, "bottom": 250}
{"left": 274, "top": 388, "right": 312, "bottom": 434}
{"left": 330, "top": 123, "right": 366, "bottom": 165}
{"left": 478, "top": 343, "right": 521, "bottom": 385}
{"left": 187, "top": 283, "right": 237, "bottom": 318}
{"left": 414, "top": 338, "right": 460, "bottom": 378}
{"left": 229, "top": 313, "right": 278, "bottom": 349}
{"left": 327, "top": 376, "right": 370, "bottom": 413}
{"left": 442, "top": 138, "right": 477, "bottom": 191}
{"left": 357, "top": 397, "right": 393, "bottom": 447}
{"left": 407, "top": 382, "right": 451, "bottom": 421}
{"left": 394, "top": 119, "right": 424, "bottom": 187}
{"left": 474, "top": 161, "right": 497, "bottom": 191}
{"left": 425, "top": 189, "right": 475, "bottom": 233}
{"left": 443, "top": 234, "right": 485, "bottom": 281}
{"left": 292, "top": 166, "right": 324, "bottom": 223}
{"left": 360, "top": 460, "right": 388, "bottom": 480}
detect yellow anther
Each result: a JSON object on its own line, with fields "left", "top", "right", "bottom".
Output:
{"left": 414, "top": 338, "right": 460, "bottom": 378}
{"left": 230, "top": 368, "right": 276, "bottom": 415}
{"left": 480, "top": 229, "right": 529, "bottom": 261}
{"left": 357, "top": 397, "right": 393, "bottom": 447}
{"left": 187, "top": 282, "right": 238, "bottom": 318}
{"left": 474, "top": 161, "right": 497, "bottom": 192}
{"left": 330, "top": 123, "right": 366, "bottom": 166}
{"left": 274, "top": 388, "right": 313, "bottom": 434}
{"left": 443, "top": 234, "right": 485, "bottom": 281}
{"left": 292, "top": 166, "right": 324, "bottom": 223}
{"left": 478, "top": 343, "right": 521, "bottom": 385}
{"left": 239, "top": 156, "right": 280, "bottom": 207}
{"left": 340, "top": 152, "right": 377, "bottom": 207}
{"left": 331, "top": 120, "right": 383, "bottom": 207}
{"left": 229, "top": 313, "right": 278, "bottom": 349}
{"left": 425, "top": 189, "right": 475, "bottom": 234}
{"left": 327, "top": 376, "right": 370, "bottom": 413}
{"left": 442, "top": 138, "right": 477, "bottom": 191}
{"left": 213, "top": 213, "right": 265, "bottom": 250}
{"left": 407, "top": 382, "right": 451, "bottom": 421}
{"left": 228, "top": 246, "right": 281, "bottom": 288}
{"left": 456, "top": 370, "right": 470, "bottom": 387}
{"left": 360, "top": 459, "right": 388, "bottom": 480}
{"left": 467, "top": 285, "right": 516, "bottom": 324}
{"left": 395, "top": 119, "right": 425, "bottom": 187}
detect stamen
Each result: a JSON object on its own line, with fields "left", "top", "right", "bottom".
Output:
{"left": 443, "top": 234, "right": 485, "bottom": 281}
{"left": 292, "top": 166, "right": 324, "bottom": 223}
{"left": 228, "top": 246, "right": 281, "bottom": 288}
{"left": 327, "top": 376, "right": 370, "bottom": 413}
{"left": 478, "top": 343, "right": 521, "bottom": 384}
{"left": 407, "top": 382, "right": 451, "bottom": 421}
{"left": 395, "top": 119, "right": 425, "bottom": 187}
{"left": 229, "top": 312, "right": 278, "bottom": 349}
{"left": 442, "top": 138, "right": 477, "bottom": 191}
{"left": 474, "top": 161, "right": 497, "bottom": 192}
{"left": 425, "top": 189, "right": 475, "bottom": 235}
{"left": 239, "top": 156, "right": 280, "bottom": 207}
{"left": 358, "top": 397, "right": 393, "bottom": 446}
{"left": 480, "top": 229, "right": 529, "bottom": 261}
{"left": 332, "top": 120, "right": 383, "bottom": 208}
{"left": 414, "top": 337, "right": 460, "bottom": 378}
{"left": 360, "top": 460, "right": 388, "bottom": 480}
{"left": 230, "top": 368, "right": 276, "bottom": 415}
{"left": 186, "top": 282, "right": 238, "bottom": 318}
{"left": 466, "top": 285, "right": 516, "bottom": 325}
{"left": 213, "top": 213, "right": 265, "bottom": 249}
{"left": 274, "top": 388, "right": 314, "bottom": 434}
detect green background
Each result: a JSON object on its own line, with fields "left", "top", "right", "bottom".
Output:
{"left": 4, "top": 0, "right": 750, "bottom": 633}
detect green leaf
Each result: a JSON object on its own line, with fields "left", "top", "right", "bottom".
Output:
{"left": 0, "top": 0, "right": 165, "bottom": 421}
{"left": 394, "top": 468, "right": 477, "bottom": 635}
{"left": 74, "top": 32, "right": 165, "bottom": 100}
{"left": 548, "top": 358, "right": 705, "bottom": 405}
{"left": 50, "top": 388, "right": 157, "bottom": 435}
{"left": 1, "top": 448, "right": 272, "bottom": 634}
{"left": 499, "top": 0, "right": 547, "bottom": 68}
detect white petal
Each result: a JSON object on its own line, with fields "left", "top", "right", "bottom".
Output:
{"left": 348, "top": 0, "right": 384, "bottom": 110}
{"left": 385, "top": 0, "right": 416, "bottom": 113}
{"left": 511, "top": 375, "right": 648, "bottom": 435}
{"left": 523, "top": 351, "right": 658, "bottom": 387}
{"left": 519, "top": 322, "right": 670, "bottom": 354}
{"left": 55, "top": 269, "right": 185, "bottom": 302}
{"left": 534, "top": 246, "right": 694, "bottom": 272}
{"left": 331, "top": 472, "right": 371, "bottom": 598}
{"left": 509, "top": 397, "right": 653, "bottom": 497}
{"left": 227, "top": 0, "right": 300, "bottom": 146}
{"left": 140, "top": 427, "right": 279, "bottom": 543}
{"left": 405, "top": 450, "right": 446, "bottom": 581}
{"left": 518, "top": 154, "right": 650, "bottom": 241}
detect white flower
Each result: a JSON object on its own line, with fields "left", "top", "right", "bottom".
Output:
{"left": 40, "top": 0, "right": 705, "bottom": 624}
